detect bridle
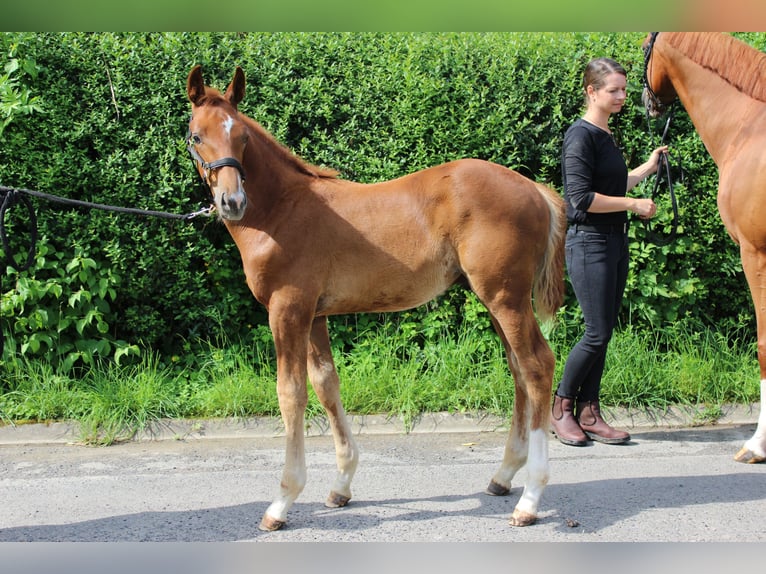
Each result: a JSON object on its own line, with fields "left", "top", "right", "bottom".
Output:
{"left": 641, "top": 32, "right": 664, "bottom": 114}
{"left": 185, "top": 123, "right": 246, "bottom": 199}
{"left": 641, "top": 32, "right": 681, "bottom": 245}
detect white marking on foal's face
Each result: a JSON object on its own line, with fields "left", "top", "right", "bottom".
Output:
{"left": 223, "top": 115, "right": 234, "bottom": 139}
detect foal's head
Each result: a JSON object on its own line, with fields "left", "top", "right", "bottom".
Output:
{"left": 186, "top": 65, "right": 249, "bottom": 221}
{"left": 641, "top": 33, "right": 676, "bottom": 118}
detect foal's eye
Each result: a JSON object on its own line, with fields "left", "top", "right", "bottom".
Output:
{"left": 191, "top": 134, "right": 202, "bottom": 145}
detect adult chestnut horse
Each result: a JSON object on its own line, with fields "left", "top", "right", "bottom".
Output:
{"left": 186, "top": 65, "right": 566, "bottom": 530}
{"left": 643, "top": 32, "right": 766, "bottom": 464}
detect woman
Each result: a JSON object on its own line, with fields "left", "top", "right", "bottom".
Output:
{"left": 552, "top": 57, "right": 667, "bottom": 446}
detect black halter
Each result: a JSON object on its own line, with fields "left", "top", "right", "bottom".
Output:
{"left": 185, "top": 127, "right": 246, "bottom": 198}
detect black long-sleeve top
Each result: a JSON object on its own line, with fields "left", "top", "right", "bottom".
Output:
{"left": 561, "top": 118, "right": 628, "bottom": 225}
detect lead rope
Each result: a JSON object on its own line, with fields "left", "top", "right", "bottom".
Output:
{"left": 642, "top": 102, "right": 681, "bottom": 246}
{"left": 0, "top": 184, "right": 214, "bottom": 358}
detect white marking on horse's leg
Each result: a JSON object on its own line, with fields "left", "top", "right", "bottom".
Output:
{"left": 512, "top": 428, "right": 549, "bottom": 520}
{"left": 311, "top": 384, "right": 358, "bottom": 504}
{"left": 262, "top": 426, "right": 307, "bottom": 528}
{"left": 222, "top": 114, "right": 234, "bottom": 139}
{"left": 307, "top": 319, "right": 359, "bottom": 505}
{"left": 743, "top": 379, "right": 766, "bottom": 458}
{"left": 490, "top": 422, "right": 528, "bottom": 491}
{"left": 326, "top": 405, "right": 358, "bottom": 505}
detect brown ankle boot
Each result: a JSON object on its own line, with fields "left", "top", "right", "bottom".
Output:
{"left": 551, "top": 395, "right": 588, "bottom": 446}
{"left": 576, "top": 400, "right": 630, "bottom": 444}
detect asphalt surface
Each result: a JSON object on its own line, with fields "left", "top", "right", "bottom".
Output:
{"left": 0, "top": 405, "right": 764, "bottom": 544}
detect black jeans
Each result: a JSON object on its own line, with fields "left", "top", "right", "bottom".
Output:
{"left": 556, "top": 226, "right": 629, "bottom": 402}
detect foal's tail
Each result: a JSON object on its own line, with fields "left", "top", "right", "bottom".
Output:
{"left": 532, "top": 183, "right": 566, "bottom": 323}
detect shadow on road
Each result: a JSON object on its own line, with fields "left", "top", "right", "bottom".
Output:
{"left": 629, "top": 425, "right": 757, "bottom": 443}
{"left": 1, "top": 469, "right": 763, "bottom": 541}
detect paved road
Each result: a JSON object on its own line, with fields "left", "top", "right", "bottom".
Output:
{"left": 0, "top": 418, "right": 764, "bottom": 543}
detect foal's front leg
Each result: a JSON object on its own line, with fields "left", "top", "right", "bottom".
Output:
{"left": 734, "top": 243, "right": 766, "bottom": 464}
{"left": 308, "top": 317, "right": 359, "bottom": 507}
{"left": 259, "top": 307, "right": 312, "bottom": 532}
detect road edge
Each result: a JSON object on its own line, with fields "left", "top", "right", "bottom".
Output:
{"left": 0, "top": 403, "right": 760, "bottom": 445}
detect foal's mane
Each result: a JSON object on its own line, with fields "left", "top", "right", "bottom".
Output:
{"left": 200, "top": 88, "right": 339, "bottom": 180}
{"left": 240, "top": 112, "right": 340, "bottom": 179}
{"left": 663, "top": 32, "right": 766, "bottom": 104}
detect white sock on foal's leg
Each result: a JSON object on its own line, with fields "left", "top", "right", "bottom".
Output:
{"left": 743, "top": 379, "right": 766, "bottom": 458}
{"left": 512, "top": 428, "right": 549, "bottom": 519}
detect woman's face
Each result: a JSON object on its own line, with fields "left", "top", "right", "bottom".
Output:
{"left": 588, "top": 72, "right": 627, "bottom": 114}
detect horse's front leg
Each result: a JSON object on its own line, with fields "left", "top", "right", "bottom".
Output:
{"left": 308, "top": 316, "right": 359, "bottom": 507}
{"left": 737, "top": 381, "right": 766, "bottom": 463}
{"left": 735, "top": 243, "right": 766, "bottom": 464}
{"left": 259, "top": 304, "right": 313, "bottom": 531}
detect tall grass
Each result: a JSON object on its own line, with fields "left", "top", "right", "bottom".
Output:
{"left": 598, "top": 324, "right": 760, "bottom": 408}
{"left": 0, "top": 319, "right": 760, "bottom": 444}
{"left": 78, "top": 356, "right": 182, "bottom": 445}
{"left": 335, "top": 325, "right": 515, "bottom": 426}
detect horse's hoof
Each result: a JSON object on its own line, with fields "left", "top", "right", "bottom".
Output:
{"left": 326, "top": 491, "right": 351, "bottom": 508}
{"left": 509, "top": 509, "right": 537, "bottom": 527}
{"left": 734, "top": 447, "right": 766, "bottom": 464}
{"left": 259, "top": 514, "right": 286, "bottom": 531}
{"left": 485, "top": 479, "right": 511, "bottom": 497}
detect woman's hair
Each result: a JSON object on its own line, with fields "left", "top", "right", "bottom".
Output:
{"left": 582, "top": 57, "right": 626, "bottom": 105}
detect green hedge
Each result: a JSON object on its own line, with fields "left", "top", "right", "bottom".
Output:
{"left": 1, "top": 32, "right": 762, "bottom": 368}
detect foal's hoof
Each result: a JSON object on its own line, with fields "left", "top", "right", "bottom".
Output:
{"left": 509, "top": 509, "right": 537, "bottom": 527}
{"left": 259, "top": 514, "right": 286, "bottom": 531}
{"left": 325, "top": 491, "right": 351, "bottom": 508}
{"left": 485, "top": 479, "right": 511, "bottom": 497}
{"left": 734, "top": 447, "right": 766, "bottom": 464}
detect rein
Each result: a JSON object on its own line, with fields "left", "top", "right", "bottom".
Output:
{"left": 644, "top": 104, "right": 680, "bottom": 246}
{"left": 641, "top": 32, "right": 681, "bottom": 246}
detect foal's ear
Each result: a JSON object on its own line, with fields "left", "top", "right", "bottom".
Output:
{"left": 224, "top": 67, "right": 246, "bottom": 107}
{"left": 187, "top": 65, "right": 206, "bottom": 105}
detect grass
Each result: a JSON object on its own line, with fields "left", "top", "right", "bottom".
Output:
{"left": 596, "top": 324, "right": 760, "bottom": 409}
{"left": 0, "top": 319, "right": 761, "bottom": 445}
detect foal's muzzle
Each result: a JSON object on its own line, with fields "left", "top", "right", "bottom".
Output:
{"left": 215, "top": 186, "right": 247, "bottom": 221}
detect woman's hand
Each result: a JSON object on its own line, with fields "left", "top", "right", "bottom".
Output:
{"left": 646, "top": 145, "right": 669, "bottom": 175}
{"left": 631, "top": 197, "right": 658, "bottom": 219}
{"left": 626, "top": 145, "right": 669, "bottom": 192}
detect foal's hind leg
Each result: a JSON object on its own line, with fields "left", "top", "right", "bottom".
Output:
{"left": 485, "top": 316, "right": 529, "bottom": 496}
{"left": 307, "top": 316, "right": 360, "bottom": 506}
{"left": 483, "top": 305, "right": 554, "bottom": 526}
